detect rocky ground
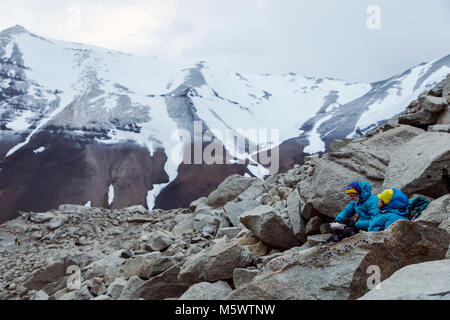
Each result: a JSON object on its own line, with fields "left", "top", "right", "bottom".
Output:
{"left": 0, "top": 74, "right": 449, "bottom": 300}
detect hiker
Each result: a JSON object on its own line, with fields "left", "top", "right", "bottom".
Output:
{"left": 442, "top": 165, "right": 450, "bottom": 193}
{"left": 14, "top": 238, "right": 18, "bottom": 246}
{"left": 17, "top": 238, "right": 21, "bottom": 246}
{"left": 75, "top": 239, "right": 81, "bottom": 247}
{"left": 328, "top": 181, "right": 380, "bottom": 242}
{"left": 368, "top": 188, "right": 409, "bottom": 232}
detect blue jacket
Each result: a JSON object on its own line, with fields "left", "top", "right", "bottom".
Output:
{"left": 335, "top": 181, "right": 380, "bottom": 231}
{"left": 368, "top": 188, "right": 409, "bottom": 232}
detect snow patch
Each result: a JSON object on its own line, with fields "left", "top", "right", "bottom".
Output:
{"left": 84, "top": 201, "right": 91, "bottom": 207}
{"left": 304, "top": 114, "right": 333, "bottom": 154}
{"left": 33, "top": 146, "right": 45, "bottom": 154}
{"left": 108, "top": 184, "right": 114, "bottom": 206}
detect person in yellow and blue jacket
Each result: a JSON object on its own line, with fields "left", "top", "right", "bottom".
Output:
{"left": 334, "top": 181, "right": 380, "bottom": 231}
{"left": 368, "top": 188, "right": 409, "bottom": 231}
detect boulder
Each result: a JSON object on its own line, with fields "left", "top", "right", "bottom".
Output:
{"left": 193, "top": 214, "right": 221, "bottom": 236}
{"left": 88, "top": 277, "right": 105, "bottom": 297}
{"left": 57, "top": 204, "right": 103, "bottom": 215}
{"left": 189, "top": 197, "right": 207, "bottom": 212}
{"left": 428, "top": 124, "right": 450, "bottom": 133}
{"left": 121, "top": 250, "right": 133, "bottom": 259}
{"left": 179, "top": 281, "right": 233, "bottom": 300}
{"left": 286, "top": 188, "right": 307, "bottom": 242}
{"left": 359, "top": 260, "right": 450, "bottom": 300}
{"left": 171, "top": 214, "right": 194, "bottom": 237}
{"left": 237, "top": 180, "right": 265, "bottom": 201}
{"left": 239, "top": 205, "right": 301, "bottom": 250}
{"left": 24, "top": 262, "right": 67, "bottom": 292}
{"left": 216, "top": 227, "right": 242, "bottom": 239}
{"left": 29, "top": 213, "right": 54, "bottom": 224}
{"left": 305, "top": 216, "right": 322, "bottom": 236}
{"left": 399, "top": 95, "right": 447, "bottom": 126}
{"left": 382, "top": 132, "right": 450, "bottom": 198}
{"left": 233, "top": 268, "right": 261, "bottom": 289}
{"left": 106, "top": 277, "right": 127, "bottom": 299}
{"left": 145, "top": 230, "right": 174, "bottom": 251}
{"left": 298, "top": 125, "right": 424, "bottom": 218}
{"left": 121, "top": 205, "right": 148, "bottom": 215}
{"left": 179, "top": 236, "right": 253, "bottom": 283}
{"left": 223, "top": 200, "right": 261, "bottom": 227}
{"left": 118, "top": 276, "right": 145, "bottom": 300}
{"left": 236, "top": 236, "right": 268, "bottom": 259}
{"left": 31, "top": 290, "right": 49, "bottom": 300}
{"left": 416, "top": 194, "right": 450, "bottom": 227}
{"left": 206, "top": 174, "right": 256, "bottom": 207}
{"left": 227, "top": 220, "right": 449, "bottom": 300}
{"left": 131, "top": 265, "right": 193, "bottom": 300}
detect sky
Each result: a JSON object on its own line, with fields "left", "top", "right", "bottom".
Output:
{"left": 0, "top": 0, "right": 449, "bottom": 82}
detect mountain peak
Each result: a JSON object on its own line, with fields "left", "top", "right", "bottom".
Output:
{"left": 0, "top": 25, "right": 30, "bottom": 38}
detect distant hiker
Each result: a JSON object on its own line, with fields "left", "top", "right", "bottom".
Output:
{"left": 328, "top": 181, "right": 380, "bottom": 242}
{"left": 75, "top": 239, "right": 81, "bottom": 247}
{"left": 14, "top": 238, "right": 18, "bottom": 246}
{"left": 442, "top": 165, "right": 450, "bottom": 193}
{"left": 17, "top": 238, "right": 21, "bottom": 246}
{"left": 368, "top": 188, "right": 409, "bottom": 231}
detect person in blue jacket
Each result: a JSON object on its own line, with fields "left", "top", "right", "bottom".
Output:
{"left": 368, "top": 188, "right": 409, "bottom": 231}
{"left": 334, "top": 181, "right": 380, "bottom": 231}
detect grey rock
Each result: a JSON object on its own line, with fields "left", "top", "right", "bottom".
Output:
{"left": 206, "top": 174, "right": 256, "bottom": 207}
{"left": 179, "top": 236, "right": 253, "bottom": 283}
{"left": 286, "top": 188, "right": 307, "bottom": 242}
{"left": 399, "top": 95, "right": 447, "bottom": 125}
{"left": 171, "top": 214, "right": 194, "bottom": 237}
{"left": 118, "top": 276, "right": 145, "bottom": 300}
{"left": 305, "top": 216, "right": 322, "bottom": 236}
{"left": 131, "top": 265, "right": 193, "bottom": 300}
{"left": 428, "top": 124, "right": 450, "bottom": 133}
{"left": 359, "top": 260, "right": 450, "bottom": 300}
{"left": 146, "top": 230, "right": 174, "bottom": 251}
{"left": 239, "top": 205, "right": 301, "bottom": 250}
{"left": 193, "top": 214, "right": 221, "bottom": 236}
{"left": 31, "top": 290, "right": 49, "bottom": 300}
{"left": 179, "top": 281, "right": 233, "bottom": 300}
{"left": 223, "top": 200, "right": 261, "bottom": 227}
{"left": 233, "top": 268, "right": 261, "bottom": 289}
{"left": 216, "top": 227, "right": 242, "bottom": 239}
{"left": 382, "top": 132, "right": 450, "bottom": 198}
{"left": 106, "top": 277, "right": 127, "bottom": 300}
{"left": 121, "top": 250, "right": 133, "bottom": 259}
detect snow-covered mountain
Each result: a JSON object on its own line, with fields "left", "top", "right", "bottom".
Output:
{"left": 0, "top": 25, "right": 449, "bottom": 222}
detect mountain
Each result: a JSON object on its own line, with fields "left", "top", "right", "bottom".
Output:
{"left": 0, "top": 25, "right": 449, "bottom": 222}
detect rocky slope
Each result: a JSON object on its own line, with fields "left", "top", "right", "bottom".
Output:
{"left": 0, "top": 74, "right": 449, "bottom": 301}
{"left": 1, "top": 25, "right": 449, "bottom": 222}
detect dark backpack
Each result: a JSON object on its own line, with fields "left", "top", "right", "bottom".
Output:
{"left": 407, "top": 197, "right": 430, "bottom": 221}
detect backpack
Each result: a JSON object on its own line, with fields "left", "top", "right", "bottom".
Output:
{"left": 407, "top": 197, "right": 430, "bottom": 221}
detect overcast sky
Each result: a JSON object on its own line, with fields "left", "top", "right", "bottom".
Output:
{"left": 0, "top": 0, "right": 449, "bottom": 82}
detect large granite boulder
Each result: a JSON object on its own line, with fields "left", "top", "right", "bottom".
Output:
{"left": 359, "top": 260, "right": 450, "bottom": 300}
{"left": 399, "top": 95, "right": 448, "bottom": 126}
{"left": 206, "top": 174, "right": 256, "bottom": 207}
{"left": 239, "top": 205, "right": 301, "bottom": 250}
{"left": 178, "top": 236, "right": 253, "bottom": 283}
{"left": 179, "top": 281, "right": 233, "bottom": 300}
{"left": 382, "top": 132, "right": 450, "bottom": 198}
